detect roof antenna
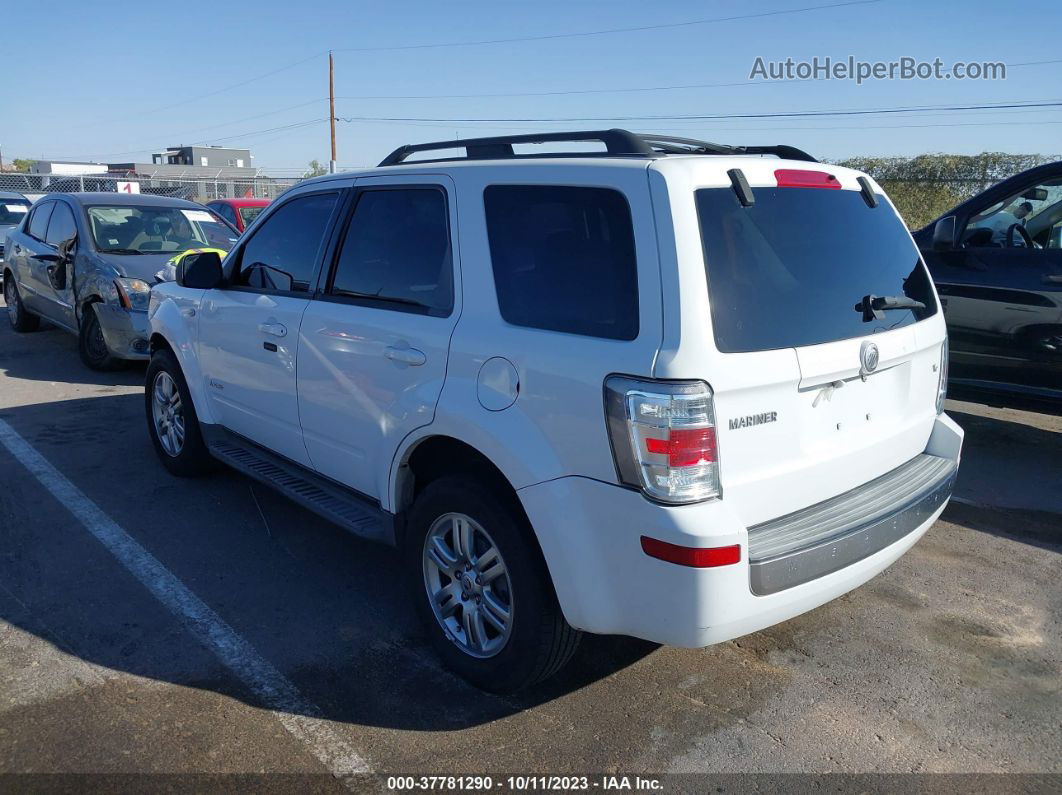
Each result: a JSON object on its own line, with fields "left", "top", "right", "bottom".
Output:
{"left": 727, "top": 168, "right": 755, "bottom": 207}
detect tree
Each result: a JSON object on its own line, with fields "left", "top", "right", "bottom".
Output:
{"left": 302, "top": 159, "right": 327, "bottom": 178}
{"left": 10, "top": 158, "right": 35, "bottom": 173}
{"left": 833, "top": 152, "right": 1060, "bottom": 230}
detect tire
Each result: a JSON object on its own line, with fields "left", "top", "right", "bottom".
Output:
{"left": 145, "top": 348, "right": 216, "bottom": 477}
{"left": 405, "top": 476, "right": 581, "bottom": 693}
{"left": 78, "top": 303, "right": 125, "bottom": 371}
{"left": 4, "top": 275, "right": 41, "bottom": 333}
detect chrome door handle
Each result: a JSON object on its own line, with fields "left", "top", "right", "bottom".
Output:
{"left": 384, "top": 345, "right": 426, "bottom": 366}
{"left": 1044, "top": 274, "right": 1062, "bottom": 284}
{"left": 257, "top": 321, "right": 287, "bottom": 337}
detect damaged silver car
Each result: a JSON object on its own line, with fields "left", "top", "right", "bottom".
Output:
{"left": 2, "top": 192, "right": 237, "bottom": 370}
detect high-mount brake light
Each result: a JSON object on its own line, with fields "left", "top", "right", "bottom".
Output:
{"left": 775, "top": 169, "right": 841, "bottom": 189}
{"left": 604, "top": 377, "right": 721, "bottom": 504}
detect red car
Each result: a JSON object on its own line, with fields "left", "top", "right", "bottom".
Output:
{"left": 205, "top": 198, "right": 271, "bottom": 233}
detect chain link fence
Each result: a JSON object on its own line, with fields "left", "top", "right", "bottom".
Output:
{"left": 0, "top": 171, "right": 302, "bottom": 203}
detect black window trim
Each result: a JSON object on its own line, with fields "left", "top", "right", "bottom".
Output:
{"left": 222, "top": 188, "right": 343, "bottom": 298}
{"left": 315, "top": 183, "right": 455, "bottom": 318}
{"left": 482, "top": 182, "right": 641, "bottom": 341}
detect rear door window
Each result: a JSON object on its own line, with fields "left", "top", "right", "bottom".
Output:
{"left": 484, "top": 185, "right": 639, "bottom": 340}
{"left": 327, "top": 187, "right": 453, "bottom": 315}
{"left": 696, "top": 186, "right": 937, "bottom": 353}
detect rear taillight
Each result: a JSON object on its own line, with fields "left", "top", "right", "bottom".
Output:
{"left": 936, "top": 337, "right": 949, "bottom": 414}
{"left": 604, "top": 377, "right": 721, "bottom": 504}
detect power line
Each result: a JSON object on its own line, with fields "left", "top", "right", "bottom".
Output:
{"left": 334, "top": 99, "right": 1062, "bottom": 125}
{"left": 332, "top": 0, "right": 882, "bottom": 52}
{"left": 331, "top": 59, "right": 1062, "bottom": 102}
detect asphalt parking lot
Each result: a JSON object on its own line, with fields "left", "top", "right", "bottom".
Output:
{"left": 0, "top": 301, "right": 1058, "bottom": 786}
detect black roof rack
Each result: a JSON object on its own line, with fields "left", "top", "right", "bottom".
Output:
{"left": 377, "top": 128, "right": 817, "bottom": 167}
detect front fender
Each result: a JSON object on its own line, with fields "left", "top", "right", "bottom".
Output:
{"left": 148, "top": 285, "right": 214, "bottom": 425}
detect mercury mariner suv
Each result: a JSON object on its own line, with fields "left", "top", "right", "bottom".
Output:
{"left": 144, "top": 130, "right": 963, "bottom": 692}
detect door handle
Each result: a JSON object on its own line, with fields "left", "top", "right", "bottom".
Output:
{"left": 1043, "top": 274, "right": 1062, "bottom": 284}
{"left": 257, "top": 321, "right": 287, "bottom": 337}
{"left": 384, "top": 345, "right": 427, "bottom": 366}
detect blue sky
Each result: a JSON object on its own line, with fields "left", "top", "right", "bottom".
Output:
{"left": 4, "top": 0, "right": 1060, "bottom": 174}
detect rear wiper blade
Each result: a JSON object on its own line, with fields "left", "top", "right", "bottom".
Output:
{"left": 854, "top": 294, "right": 926, "bottom": 322}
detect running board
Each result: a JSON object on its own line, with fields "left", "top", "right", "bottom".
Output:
{"left": 203, "top": 427, "right": 394, "bottom": 546}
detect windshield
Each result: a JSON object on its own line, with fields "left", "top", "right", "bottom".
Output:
{"left": 86, "top": 205, "right": 239, "bottom": 254}
{"left": 696, "top": 186, "right": 937, "bottom": 353}
{"left": 238, "top": 205, "right": 265, "bottom": 226}
{"left": 0, "top": 200, "right": 31, "bottom": 225}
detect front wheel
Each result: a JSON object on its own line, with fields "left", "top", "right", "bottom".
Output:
{"left": 4, "top": 276, "right": 41, "bottom": 333}
{"left": 78, "top": 303, "right": 124, "bottom": 371}
{"left": 145, "top": 348, "right": 216, "bottom": 477}
{"left": 405, "top": 477, "right": 581, "bottom": 692}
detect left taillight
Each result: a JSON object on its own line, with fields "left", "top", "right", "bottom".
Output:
{"left": 605, "top": 376, "right": 721, "bottom": 504}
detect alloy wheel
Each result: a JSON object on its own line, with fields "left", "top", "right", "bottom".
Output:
{"left": 151, "top": 371, "right": 186, "bottom": 457}
{"left": 422, "top": 512, "right": 514, "bottom": 659}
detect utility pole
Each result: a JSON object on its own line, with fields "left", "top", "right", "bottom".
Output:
{"left": 329, "top": 51, "right": 337, "bottom": 174}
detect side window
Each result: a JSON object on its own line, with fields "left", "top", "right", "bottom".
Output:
{"left": 233, "top": 192, "right": 338, "bottom": 293}
{"left": 483, "top": 185, "right": 639, "bottom": 340}
{"left": 45, "top": 203, "right": 77, "bottom": 246}
{"left": 964, "top": 178, "right": 1062, "bottom": 248}
{"left": 327, "top": 188, "right": 452, "bottom": 315}
{"left": 28, "top": 203, "right": 55, "bottom": 241}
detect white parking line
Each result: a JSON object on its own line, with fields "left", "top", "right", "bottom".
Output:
{"left": 0, "top": 417, "right": 370, "bottom": 777}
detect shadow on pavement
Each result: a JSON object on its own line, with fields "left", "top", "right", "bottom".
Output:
{"left": 0, "top": 393, "right": 658, "bottom": 732}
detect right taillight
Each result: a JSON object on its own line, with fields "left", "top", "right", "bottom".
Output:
{"left": 936, "top": 337, "right": 949, "bottom": 414}
{"left": 604, "top": 376, "right": 721, "bottom": 504}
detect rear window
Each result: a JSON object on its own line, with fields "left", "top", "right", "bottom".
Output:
{"left": 484, "top": 185, "right": 639, "bottom": 341}
{"left": 238, "top": 205, "right": 265, "bottom": 226}
{"left": 696, "top": 186, "right": 937, "bottom": 353}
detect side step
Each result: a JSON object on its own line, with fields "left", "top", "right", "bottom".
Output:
{"left": 204, "top": 428, "right": 394, "bottom": 546}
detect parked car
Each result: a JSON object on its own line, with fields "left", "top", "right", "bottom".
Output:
{"left": 145, "top": 130, "right": 963, "bottom": 692}
{"left": 205, "top": 197, "right": 271, "bottom": 233}
{"left": 0, "top": 191, "right": 33, "bottom": 284}
{"left": 914, "top": 161, "right": 1062, "bottom": 402}
{"left": 3, "top": 192, "right": 238, "bottom": 369}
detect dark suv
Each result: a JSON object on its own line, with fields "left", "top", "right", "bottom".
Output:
{"left": 914, "top": 161, "right": 1062, "bottom": 402}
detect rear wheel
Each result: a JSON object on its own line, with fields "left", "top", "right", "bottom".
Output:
{"left": 405, "top": 477, "right": 581, "bottom": 692}
{"left": 78, "top": 303, "right": 124, "bottom": 371}
{"left": 145, "top": 348, "right": 216, "bottom": 477}
{"left": 4, "top": 276, "right": 41, "bottom": 333}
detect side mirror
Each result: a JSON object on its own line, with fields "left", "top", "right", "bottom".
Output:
{"left": 931, "top": 216, "right": 957, "bottom": 251}
{"left": 177, "top": 251, "right": 224, "bottom": 289}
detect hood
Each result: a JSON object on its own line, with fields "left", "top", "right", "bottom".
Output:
{"left": 93, "top": 252, "right": 175, "bottom": 283}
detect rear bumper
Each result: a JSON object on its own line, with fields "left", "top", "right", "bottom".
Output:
{"left": 94, "top": 305, "right": 150, "bottom": 361}
{"left": 518, "top": 413, "right": 963, "bottom": 647}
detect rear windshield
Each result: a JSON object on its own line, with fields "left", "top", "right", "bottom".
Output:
{"left": 696, "top": 186, "right": 937, "bottom": 353}
{"left": 238, "top": 205, "right": 265, "bottom": 225}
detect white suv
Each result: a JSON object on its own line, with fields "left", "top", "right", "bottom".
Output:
{"left": 145, "top": 130, "right": 963, "bottom": 692}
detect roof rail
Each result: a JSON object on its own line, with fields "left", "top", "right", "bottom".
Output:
{"left": 637, "top": 134, "right": 818, "bottom": 163}
{"left": 378, "top": 129, "right": 653, "bottom": 166}
{"left": 376, "top": 128, "right": 817, "bottom": 166}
